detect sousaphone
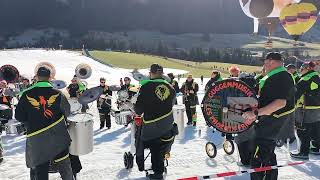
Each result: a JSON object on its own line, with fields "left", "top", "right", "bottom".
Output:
{"left": 34, "top": 62, "right": 56, "bottom": 80}
{"left": 34, "top": 62, "right": 67, "bottom": 89}
{"left": 75, "top": 63, "right": 92, "bottom": 79}
{"left": 0, "top": 65, "right": 20, "bottom": 83}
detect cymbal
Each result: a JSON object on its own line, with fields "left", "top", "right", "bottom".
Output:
{"left": 51, "top": 80, "right": 67, "bottom": 89}
{"left": 78, "top": 86, "right": 103, "bottom": 104}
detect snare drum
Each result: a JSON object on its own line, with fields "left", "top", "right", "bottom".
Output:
{"left": 5, "top": 120, "right": 26, "bottom": 135}
{"left": 68, "top": 99, "right": 81, "bottom": 114}
{"left": 68, "top": 113, "right": 94, "bottom": 156}
{"left": 114, "top": 111, "right": 133, "bottom": 125}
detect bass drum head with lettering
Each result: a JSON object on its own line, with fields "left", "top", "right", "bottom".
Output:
{"left": 201, "top": 78, "right": 258, "bottom": 134}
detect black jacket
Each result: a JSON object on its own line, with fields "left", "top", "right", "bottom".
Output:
{"left": 135, "top": 78, "right": 175, "bottom": 141}
{"left": 120, "top": 84, "right": 136, "bottom": 99}
{"left": 296, "top": 71, "right": 320, "bottom": 108}
{"left": 97, "top": 85, "right": 112, "bottom": 113}
{"left": 169, "top": 79, "right": 180, "bottom": 93}
{"left": 67, "top": 84, "right": 79, "bottom": 98}
{"left": 205, "top": 75, "right": 222, "bottom": 92}
{"left": 181, "top": 79, "right": 199, "bottom": 104}
{"left": 0, "top": 90, "right": 13, "bottom": 121}
{"left": 15, "top": 81, "right": 71, "bottom": 168}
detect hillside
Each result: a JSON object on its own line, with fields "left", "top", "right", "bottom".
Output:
{"left": 90, "top": 51, "right": 262, "bottom": 77}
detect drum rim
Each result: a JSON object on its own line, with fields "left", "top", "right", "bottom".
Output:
{"left": 68, "top": 112, "right": 94, "bottom": 122}
{"left": 201, "top": 78, "right": 258, "bottom": 134}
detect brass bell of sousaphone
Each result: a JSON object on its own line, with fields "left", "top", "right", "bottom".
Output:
{"left": 34, "top": 62, "right": 56, "bottom": 80}
{"left": 75, "top": 63, "right": 92, "bottom": 79}
{"left": 0, "top": 65, "right": 20, "bottom": 83}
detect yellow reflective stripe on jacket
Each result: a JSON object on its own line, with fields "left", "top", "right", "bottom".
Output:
{"left": 304, "top": 106, "right": 320, "bottom": 110}
{"left": 254, "top": 146, "right": 260, "bottom": 158}
{"left": 27, "top": 116, "right": 64, "bottom": 138}
{"left": 54, "top": 154, "right": 69, "bottom": 163}
{"left": 143, "top": 110, "right": 173, "bottom": 124}
{"left": 190, "top": 105, "right": 197, "bottom": 108}
{"left": 272, "top": 108, "right": 295, "bottom": 118}
{"left": 160, "top": 136, "right": 175, "bottom": 142}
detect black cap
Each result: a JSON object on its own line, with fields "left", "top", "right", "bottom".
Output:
{"left": 37, "top": 67, "right": 51, "bottom": 77}
{"left": 150, "top": 64, "right": 163, "bottom": 73}
{"left": 286, "top": 64, "right": 296, "bottom": 69}
{"left": 265, "top": 52, "right": 283, "bottom": 61}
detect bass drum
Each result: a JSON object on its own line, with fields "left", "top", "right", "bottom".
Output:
{"left": 68, "top": 113, "right": 94, "bottom": 156}
{"left": 68, "top": 98, "right": 81, "bottom": 115}
{"left": 201, "top": 78, "right": 258, "bottom": 134}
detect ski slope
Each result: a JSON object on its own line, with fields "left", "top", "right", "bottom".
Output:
{"left": 0, "top": 49, "right": 320, "bottom": 180}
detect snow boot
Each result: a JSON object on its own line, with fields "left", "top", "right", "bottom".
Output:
{"left": 148, "top": 173, "right": 164, "bottom": 180}
{"left": 290, "top": 152, "right": 309, "bottom": 160}
{"left": 310, "top": 148, "right": 320, "bottom": 155}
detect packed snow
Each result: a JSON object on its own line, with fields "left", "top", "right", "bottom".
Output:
{"left": 0, "top": 50, "right": 320, "bottom": 180}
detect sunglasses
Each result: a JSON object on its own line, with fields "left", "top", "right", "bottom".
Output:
{"left": 100, "top": 81, "right": 106, "bottom": 83}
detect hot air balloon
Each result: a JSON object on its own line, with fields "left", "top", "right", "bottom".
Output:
{"left": 239, "top": 0, "right": 302, "bottom": 33}
{"left": 280, "top": 3, "right": 318, "bottom": 44}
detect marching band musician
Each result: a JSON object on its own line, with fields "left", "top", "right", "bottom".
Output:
{"left": 15, "top": 66, "right": 74, "bottom": 180}
{"left": 286, "top": 64, "right": 300, "bottom": 84}
{"left": 291, "top": 61, "right": 320, "bottom": 159}
{"left": 97, "top": 77, "right": 112, "bottom": 130}
{"left": 134, "top": 64, "right": 178, "bottom": 180}
{"left": 20, "top": 78, "right": 31, "bottom": 91}
{"left": 167, "top": 73, "right": 179, "bottom": 104}
{"left": 181, "top": 74, "right": 199, "bottom": 126}
{"left": 67, "top": 76, "right": 88, "bottom": 113}
{"left": 0, "top": 80, "right": 13, "bottom": 164}
{"left": 167, "top": 73, "right": 180, "bottom": 94}
{"left": 0, "top": 80, "right": 13, "bottom": 121}
{"left": 229, "top": 66, "right": 240, "bottom": 78}
{"left": 242, "top": 52, "right": 295, "bottom": 180}
{"left": 120, "top": 77, "right": 136, "bottom": 99}
{"left": 205, "top": 70, "right": 222, "bottom": 92}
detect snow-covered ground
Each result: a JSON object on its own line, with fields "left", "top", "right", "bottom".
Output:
{"left": 0, "top": 50, "right": 320, "bottom": 180}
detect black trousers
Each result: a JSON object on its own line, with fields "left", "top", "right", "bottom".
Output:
{"left": 250, "top": 138, "right": 278, "bottom": 180}
{"left": 297, "top": 122, "right": 320, "bottom": 154}
{"left": 30, "top": 161, "right": 50, "bottom": 180}
{"left": 143, "top": 134, "right": 174, "bottom": 174}
{"left": 238, "top": 140, "right": 254, "bottom": 166}
{"left": 30, "top": 158, "right": 74, "bottom": 180}
{"left": 99, "top": 112, "right": 111, "bottom": 128}
{"left": 185, "top": 101, "right": 196, "bottom": 124}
